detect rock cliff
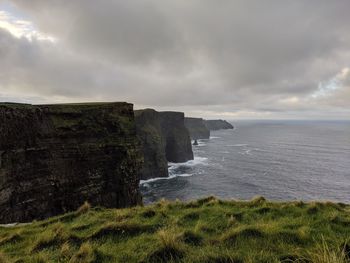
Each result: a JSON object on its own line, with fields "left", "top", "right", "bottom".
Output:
{"left": 205, "top": 119, "right": 234, "bottom": 130}
{"left": 0, "top": 102, "right": 142, "bottom": 223}
{"left": 135, "top": 109, "right": 193, "bottom": 180}
{"left": 134, "top": 109, "right": 168, "bottom": 180}
{"left": 159, "top": 112, "right": 194, "bottom": 163}
{"left": 184, "top": 117, "right": 210, "bottom": 139}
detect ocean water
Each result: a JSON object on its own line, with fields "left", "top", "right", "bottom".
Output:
{"left": 140, "top": 120, "right": 350, "bottom": 204}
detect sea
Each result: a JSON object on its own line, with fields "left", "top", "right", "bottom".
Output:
{"left": 140, "top": 120, "right": 350, "bottom": 204}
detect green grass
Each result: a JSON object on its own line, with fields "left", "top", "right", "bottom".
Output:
{"left": 0, "top": 197, "right": 350, "bottom": 262}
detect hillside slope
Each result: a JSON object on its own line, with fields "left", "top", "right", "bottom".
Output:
{"left": 0, "top": 197, "right": 350, "bottom": 262}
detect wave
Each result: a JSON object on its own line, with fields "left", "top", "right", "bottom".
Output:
{"left": 140, "top": 156, "right": 208, "bottom": 185}
{"left": 241, "top": 149, "right": 252, "bottom": 155}
{"left": 168, "top": 156, "right": 208, "bottom": 169}
{"left": 140, "top": 173, "right": 193, "bottom": 185}
{"left": 210, "top": 136, "right": 221, "bottom": 139}
{"left": 226, "top": 144, "right": 248, "bottom": 147}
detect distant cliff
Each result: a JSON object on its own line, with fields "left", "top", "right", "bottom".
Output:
{"left": 205, "top": 119, "right": 234, "bottom": 130}
{"left": 184, "top": 117, "right": 210, "bottom": 139}
{"left": 0, "top": 102, "right": 142, "bottom": 223}
{"left": 134, "top": 109, "right": 169, "bottom": 180}
{"left": 135, "top": 109, "right": 193, "bottom": 180}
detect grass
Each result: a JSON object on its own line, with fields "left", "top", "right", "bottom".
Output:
{"left": 0, "top": 197, "right": 350, "bottom": 262}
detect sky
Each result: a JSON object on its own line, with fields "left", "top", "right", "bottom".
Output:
{"left": 0, "top": 0, "right": 349, "bottom": 120}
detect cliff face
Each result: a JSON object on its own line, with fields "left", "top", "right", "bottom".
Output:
{"left": 205, "top": 119, "right": 234, "bottom": 130}
{"left": 184, "top": 117, "right": 210, "bottom": 140}
{"left": 134, "top": 109, "right": 168, "bottom": 180}
{"left": 159, "top": 112, "right": 194, "bottom": 163}
{"left": 0, "top": 102, "right": 142, "bottom": 223}
{"left": 135, "top": 109, "right": 193, "bottom": 180}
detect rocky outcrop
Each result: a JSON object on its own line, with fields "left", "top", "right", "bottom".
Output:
{"left": 0, "top": 102, "right": 142, "bottom": 223}
{"left": 185, "top": 117, "right": 210, "bottom": 140}
{"left": 134, "top": 109, "right": 168, "bottom": 180}
{"left": 205, "top": 119, "right": 234, "bottom": 130}
{"left": 135, "top": 109, "right": 193, "bottom": 180}
{"left": 159, "top": 112, "right": 194, "bottom": 163}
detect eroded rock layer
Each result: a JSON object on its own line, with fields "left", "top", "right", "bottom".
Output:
{"left": 0, "top": 102, "right": 142, "bottom": 223}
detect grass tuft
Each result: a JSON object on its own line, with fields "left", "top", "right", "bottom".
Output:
{"left": 250, "top": 196, "right": 266, "bottom": 206}
{"left": 31, "top": 231, "right": 60, "bottom": 252}
{"left": 89, "top": 222, "right": 154, "bottom": 239}
{"left": 222, "top": 226, "right": 264, "bottom": 243}
{"left": 76, "top": 201, "right": 91, "bottom": 215}
{"left": 307, "top": 203, "right": 320, "bottom": 215}
{"left": 141, "top": 209, "right": 156, "bottom": 218}
{"left": 273, "top": 229, "right": 306, "bottom": 245}
{"left": 69, "top": 242, "right": 96, "bottom": 263}
{"left": 145, "top": 229, "right": 184, "bottom": 262}
{"left": 196, "top": 196, "right": 218, "bottom": 206}
{"left": 60, "top": 242, "right": 73, "bottom": 259}
{"left": 0, "top": 231, "right": 22, "bottom": 245}
{"left": 306, "top": 238, "right": 348, "bottom": 263}
{"left": 181, "top": 230, "right": 203, "bottom": 246}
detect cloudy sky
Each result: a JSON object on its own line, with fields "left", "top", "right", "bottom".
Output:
{"left": 0, "top": 0, "right": 349, "bottom": 119}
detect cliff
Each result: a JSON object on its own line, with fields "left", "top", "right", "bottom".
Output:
{"left": 184, "top": 117, "right": 210, "bottom": 139}
{"left": 0, "top": 102, "right": 142, "bottom": 223}
{"left": 205, "top": 119, "right": 234, "bottom": 130}
{"left": 134, "top": 109, "right": 169, "bottom": 180}
{"left": 135, "top": 109, "right": 193, "bottom": 180}
{"left": 159, "top": 112, "right": 194, "bottom": 163}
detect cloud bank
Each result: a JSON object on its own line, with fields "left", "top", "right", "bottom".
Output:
{"left": 0, "top": 0, "right": 349, "bottom": 119}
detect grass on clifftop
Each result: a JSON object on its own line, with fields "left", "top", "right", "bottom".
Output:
{"left": 0, "top": 197, "right": 350, "bottom": 263}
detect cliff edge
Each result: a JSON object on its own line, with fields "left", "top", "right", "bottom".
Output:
{"left": 205, "top": 119, "right": 234, "bottom": 130}
{"left": 134, "top": 109, "right": 169, "bottom": 180}
{"left": 135, "top": 109, "right": 193, "bottom": 180}
{"left": 0, "top": 102, "right": 142, "bottom": 223}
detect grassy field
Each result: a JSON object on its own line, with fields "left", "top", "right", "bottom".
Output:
{"left": 0, "top": 196, "right": 350, "bottom": 263}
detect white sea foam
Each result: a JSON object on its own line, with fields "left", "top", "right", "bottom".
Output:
{"left": 227, "top": 144, "right": 248, "bottom": 147}
{"left": 168, "top": 156, "right": 208, "bottom": 169}
{"left": 140, "top": 173, "right": 195, "bottom": 185}
{"left": 140, "top": 156, "right": 208, "bottom": 185}
{"left": 0, "top": 223, "right": 31, "bottom": 228}
{"left": 192, "top": 139, "right": 207, "bottom": 147}
{"left": 210, "top": 136, "right": 221, "bottom": 139}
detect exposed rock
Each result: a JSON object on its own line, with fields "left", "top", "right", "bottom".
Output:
{"left": 0, "top": 102, "right": 142, "bottom": 223}
{"left": 159, "top": 112, "right": 194, "bottom": 163}
{"left": 204, "top": 119, "right": 234, "bottom": 130}
{"left": 135, "top": 109, "right": 193, "bottom": 180}
{"left": 184, "top": 117, "right": 210, "bottom": 139}
{"left": 134, "top": 109, "right": 168, "bottom": 180}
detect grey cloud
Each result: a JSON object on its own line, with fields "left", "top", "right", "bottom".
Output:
{"left": 0, "top": 0, "right": 350, "bottom": 118}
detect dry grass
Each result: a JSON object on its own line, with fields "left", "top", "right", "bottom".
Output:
{"left": 69, "top": 242, "right": 96, "bottom": 263}
{"left": 76, "top": 201, "right": 91, "bottom": 215}
{"left": 306, "top": 238, "right": 349, "bottom": 263}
